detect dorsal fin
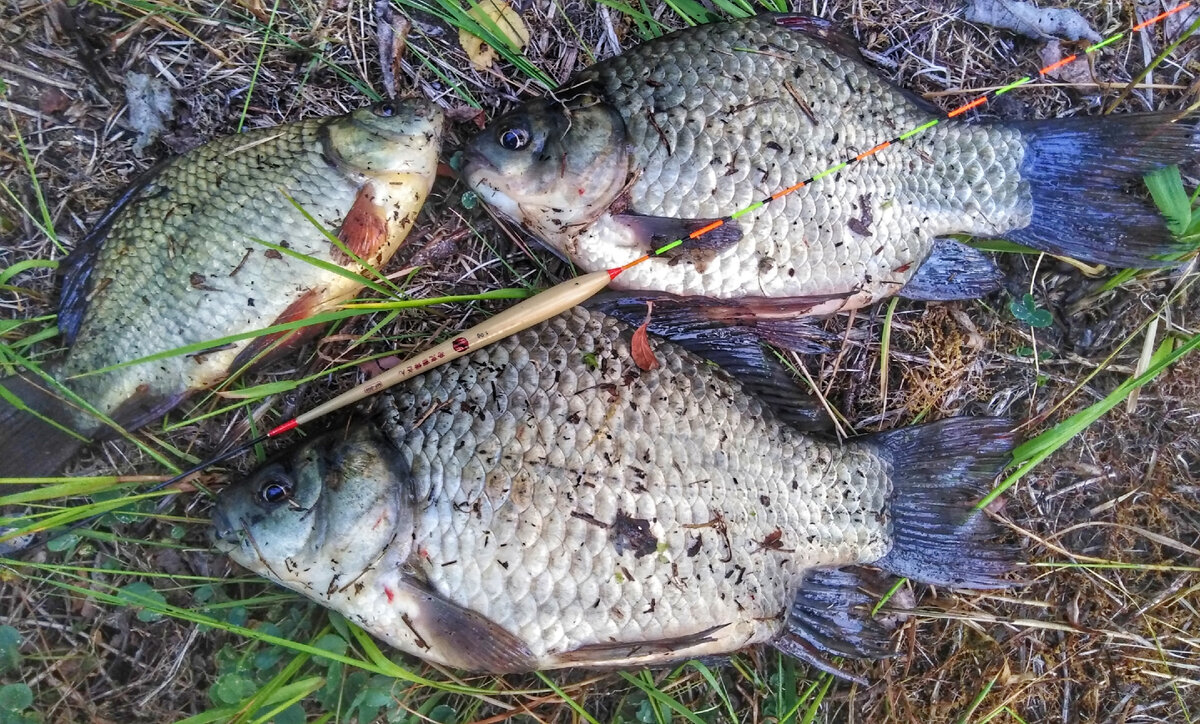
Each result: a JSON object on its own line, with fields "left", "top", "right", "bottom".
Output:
{"left": 588, "top": 292, "right": 832, "bottom": 432}
{"left": 58, "top": 157, "right": 173, "bottom": 343}
{"left": 772, "top": 14, "right": 948, "bottom": 117}
{"left": 773, "top": 14, "right": 866, "bottom": 63}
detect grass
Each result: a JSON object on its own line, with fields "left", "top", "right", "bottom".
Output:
{"left": 2, "top": 0, "right": 1200, "bottom": 721}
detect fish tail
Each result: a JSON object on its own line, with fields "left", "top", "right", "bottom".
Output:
{"left": 0, "top": 374, "right": 89, "bottom": 480}
{"left": 873, "top": 416, "right": 1018, "bottom": 588}
{"left": 772, "top": 417, "right": 1018, "bottom": 679}
{"left": 1003, "top": 111, "right": 1200, "bottom": 267}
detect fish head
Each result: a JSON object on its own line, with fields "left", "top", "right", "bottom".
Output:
{"left": 212, "top": 425, "right": 414, "bottom": 591}
{"left": 464, "top": 95, "right": 630, "bottom": 239}
{"left": 323, "top": 99, "right": 445, "bottom": 179}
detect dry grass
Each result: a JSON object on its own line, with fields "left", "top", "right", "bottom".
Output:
{"left": 1, "top": 0, "right": 1199, "bottom": 721}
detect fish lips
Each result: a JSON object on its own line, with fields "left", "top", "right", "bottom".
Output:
{"left": 461, "top": 146, "right": 499, "bottom": 183}
{"left": 209, "top": 506, "right": 241, "bottom": 553}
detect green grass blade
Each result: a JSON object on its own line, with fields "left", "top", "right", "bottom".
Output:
{"left": 618, "top": 671, "right": 706, "bottom": 724}
{"left": 175, "top": 677, "right": 324, "bottom": 724}
{"left": 956, "top": 671, "right": 999, "bottom": 724}
{"left": 687, "top": 660, "right": 737, "bottom": 723}
{"left": 1144, "top": 165, "right": 1192, "bottom": 237}
{"left": 797, "top": 673, "right": 833, "bottom": 724}
{"left": 980, "top": 330, "right": 1200, "bottom": 508}
{"left": 534, "top": 672, "right": 601, "bottom": 724}
{"left": 68, "top": 289, "right": 527, "bottom": 379}
{"left": 237, "top": 0, "right": 282, "bottom": 132}
{"left": 0, "top": 258, "right": 57, "bottom": 288}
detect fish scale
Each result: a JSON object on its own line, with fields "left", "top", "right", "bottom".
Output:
{"left": 468, "top": 13, "right": 1200, "bottom": 322}
{"left": 83, "top": 111, "right": 431, "bottom": 422}
{"left": 371, "top": 306, "right": 891, "bottom": 662}
{"left": 215, "top": 308, "right": 1017, "bottom": 675}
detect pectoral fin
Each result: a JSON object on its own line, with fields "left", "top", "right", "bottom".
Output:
{"left": 335, "top": 183, "right": 390, "bottom": 265}
{"left": 394, "top": 577, "right": 537, "bottom": 674}
{"left": 612, "top": 213, "right": 742, "bottom": 256}
{"left": 899, "top": 239, "right": 1004, "bottom": 301}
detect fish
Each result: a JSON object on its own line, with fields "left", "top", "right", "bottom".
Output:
{"left": 464, "top": 14, "right": 1199, "bottom": 329}
{"left": 212, "top": 303, "right": 1017, "bottom": 678}
{"left": 0, "top": 99, "right": 444, "bottom": 478}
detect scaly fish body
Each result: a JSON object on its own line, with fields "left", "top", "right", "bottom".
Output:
{"left": 214, "top": 305, "right": 1015, "bottom": 675}
{"left": 466, "top": 14, "right": 1196, "bottom": 314}
{"left": 1, "top": 100, "right": 443, "bottom": 477}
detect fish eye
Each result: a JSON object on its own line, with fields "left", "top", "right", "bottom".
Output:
{"left": 373, "top": 102, "right": 397, "bottom": 118}
{"left": 498, "top": 126, "right": 530, "bottom": 151}
{"left": 258, "top": 474, "right": 294, "bottom": 506}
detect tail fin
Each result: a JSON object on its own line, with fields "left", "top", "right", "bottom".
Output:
{"left": 873, "top": 417, "right": 1018, "bottom": 589}
{"left": 1002, "top": 112, "right": 1199, "bottom": 267}
{"left": 0, "top": 374, "right": 90, "bottom": 480}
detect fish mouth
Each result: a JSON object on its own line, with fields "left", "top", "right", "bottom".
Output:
{"left": 461, "top": 146, "right": 500, "bottom": 179}
{"left": 209, "top": 506, "right": 241, "bottom": 553}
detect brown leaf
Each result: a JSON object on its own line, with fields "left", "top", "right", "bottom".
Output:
{"left": 1037, "top": 40, "right": 1091, "bottom": 84}
{"left": 631, "top": 301, "right": 659, "bottom": 371}
{"left": 39, "top": 87, "right": 71, "bottom": 114}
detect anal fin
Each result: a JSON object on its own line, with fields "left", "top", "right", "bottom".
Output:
{"left": 551, "top": 623, "right": 729, "bottom": 667}
{"left": 773, "top": 567, "right": 895, "bottom": 684}
{"left": 104, "top": 384, "right": 187, "bottom": 437}
{"left": 900, "top": 239, "right": 1004, "bottom": 301}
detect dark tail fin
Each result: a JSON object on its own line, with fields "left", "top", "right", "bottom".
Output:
{"left": 773, "top": 418, "right": 1018, "bottom": 679}
{"left": 872, "top": 417, "right": 1017, "bottom": 588}
{"left": 1001, "top": 112, "right": 1199, "bottom": 267}
{"left": 0, "top": 374, "right": 90, "bottom": 480}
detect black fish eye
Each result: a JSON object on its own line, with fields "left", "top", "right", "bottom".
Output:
{"left": 373, "top": 102, "right": 397, "bottom": 118}
{"left": 498, "top": 126, "right": 530, "bottom": 151}
{"left": 258, "top": 475, "right": 293, "bottom": 505}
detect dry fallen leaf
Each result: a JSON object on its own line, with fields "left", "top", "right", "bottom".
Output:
{"left": 1038, "top": 40, "right": 1092, "bottom": 84}
{"left": 459, "top": 0, "right": 530, "bottom": 71}
{"left": 631, "top": 301, "right": 659, "bottom": 371}
{"left": 39, "top": 87, "right": 71, "bottom": 114}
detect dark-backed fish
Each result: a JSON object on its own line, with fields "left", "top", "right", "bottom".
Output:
{"left": 0, "top": 100, "right": 443, "bottom": 477}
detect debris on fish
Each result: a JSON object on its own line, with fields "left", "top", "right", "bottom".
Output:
{"left": 212, "top": 304, "right": 1017, "bottom": 678}
{"left": 0, "top": 100, "right": 444, "bottom": 478}
{"left": 465, "top": 14, "right": 1198, "bottom": 320}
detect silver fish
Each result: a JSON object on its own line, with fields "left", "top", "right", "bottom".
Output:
{"left": 213, "top": 304, "right": 1015, "bottom": 677}
{"left": 465, "top": 14, "right": 1197, "bottom": 321}
{"left": 0, "top": 100, "right": 443, "bottom": 478}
